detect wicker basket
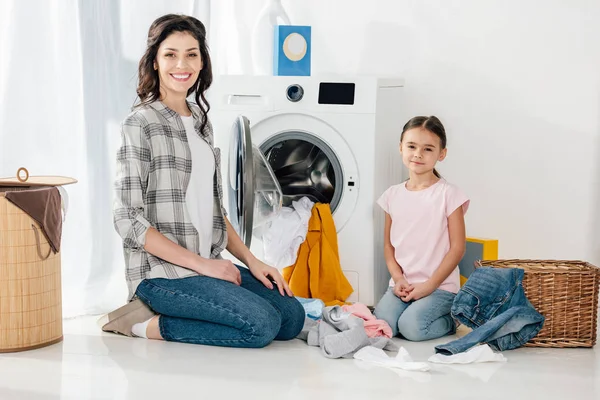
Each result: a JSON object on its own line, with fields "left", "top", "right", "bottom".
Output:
{"left": 476, "top": 259, "right": 600, "bottom": 348}
{"left": 0, "top": 190, "right": 63, "bottom": 352}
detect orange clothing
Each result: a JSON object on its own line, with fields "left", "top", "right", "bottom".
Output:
{"left": 283, "top": 203, "right": 353, "bottom": 306}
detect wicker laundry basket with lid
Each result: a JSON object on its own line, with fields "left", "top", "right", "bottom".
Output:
{"left": 0, "top": 168, "right": 76, "bottom": 352}
{"left": 476, "top": 259, "right": 600, "bottom": 348}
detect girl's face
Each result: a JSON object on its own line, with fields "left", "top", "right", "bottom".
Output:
{"left": 155, "top": 31, "right": 202, "bottom": 100}
{"left": 400, "top": 127, "right": 447, "bottom": 175}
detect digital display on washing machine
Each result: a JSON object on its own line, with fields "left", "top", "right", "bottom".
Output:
{"left": 318, "top": 82, "right": 355, "bottom": 105}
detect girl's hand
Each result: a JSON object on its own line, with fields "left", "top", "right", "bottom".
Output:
{"left": 247, "top": 258, "right": 293, "bottom": 297}
{"left": 401, "top": 281, "right": 435, "bottom": 302}
{"left": 393, "top": 277, "right": 413, "bottom": 299}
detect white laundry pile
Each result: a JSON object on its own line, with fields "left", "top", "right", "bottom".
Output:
{"left": 353, "top": 344, "right": 506, "bottom": 373}
{"left": 262, "top": 196, "right": 314, "bottom": 269}
{"left": 354, "top": 346, "right": 431, "bottom": 372}
{"left": 428, "top": 344, "right": 507, "bottom": 364}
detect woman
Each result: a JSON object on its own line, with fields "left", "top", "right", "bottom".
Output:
{"left": 102, "top": 14, "right": 305, "bottom": 348}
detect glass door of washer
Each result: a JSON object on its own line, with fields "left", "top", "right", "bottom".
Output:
{"left": 228, "top": 116, "right": 283, "bottom": 248}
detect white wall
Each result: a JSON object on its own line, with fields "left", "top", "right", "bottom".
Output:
{"left": 216, "top": 0, "right": 600, "bottom": 265}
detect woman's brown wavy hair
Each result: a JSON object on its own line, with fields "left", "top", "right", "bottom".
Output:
{"left": 135, "top": 14, "right": 212, "bottom": 133}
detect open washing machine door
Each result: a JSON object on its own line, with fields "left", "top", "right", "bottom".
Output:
{"left": 228, "top": 115, "right": 283, "bottom": 248}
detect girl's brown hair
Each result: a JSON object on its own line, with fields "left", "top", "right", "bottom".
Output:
{"left": 401, "top": 116, "right": 447, "bottom": 178}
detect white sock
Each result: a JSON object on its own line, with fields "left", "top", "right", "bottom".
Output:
{"left": 131, "top": 317, "right": 153, "bottom": 339}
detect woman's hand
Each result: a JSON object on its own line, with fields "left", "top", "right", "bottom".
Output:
{"left": 247, "top": 258, "right": 293, "bottom": 297}
{"left": 196, "top": 258, "right": 241, "bottom": 285}
{"left": 400, "top": 281, "right": 436, "bottom": 302}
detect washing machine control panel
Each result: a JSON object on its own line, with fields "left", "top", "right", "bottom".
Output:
{"left": 285, "top": 82, "right": 356, "bottom": 106}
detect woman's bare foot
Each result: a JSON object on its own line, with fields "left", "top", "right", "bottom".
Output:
{"left": 146, "top": 315, "right": 164, "bottom": 340}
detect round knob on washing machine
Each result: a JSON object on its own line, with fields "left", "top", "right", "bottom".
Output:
{"left": 286, "top": 84, "right": 304, "bottom": 102}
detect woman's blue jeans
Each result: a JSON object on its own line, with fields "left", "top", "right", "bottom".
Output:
{"left": 136, "top": 265, "right": 305, "bottom": 348}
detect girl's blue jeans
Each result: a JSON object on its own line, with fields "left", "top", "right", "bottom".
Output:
{"left": 374, "top": 287, "right": 456, "bottom": 341}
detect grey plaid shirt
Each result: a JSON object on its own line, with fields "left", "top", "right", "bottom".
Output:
{"left": 113, "top": 101, "right": 228, "bottom": 300}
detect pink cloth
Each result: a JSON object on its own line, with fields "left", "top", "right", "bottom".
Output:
{"left": 377, "top": 179, "right": 469, "bottom": 294}
{"left": 342, "top": 303, "right": 393, "bottom": 338}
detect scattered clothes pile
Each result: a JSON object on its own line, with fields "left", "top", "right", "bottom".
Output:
{"left": 353, "top": 344, "right": 506, "bottom": 374}
{"left": 261, "top": 198, "right": 353, "bottom": 306}
{"left": 293, "top": 267, "right": 540, "bottom": 370}
{"left": 271, "top": 199, "right": 541, "bottom": 368}
{"left": 283, "top": 203, "right": 353, "bottom": 306}
{"left": 297, "top": 305, "right": 397, "bottom": 359}
{"left": 343, "top": 267, "right": 541, "bottom": 374}
{"left": 342, "top": 303, "right": 392, "bottom": 338}
{"left": 435, "top": 267, "right": 545, "bottom": 355}
{"left": 295, "top": 302, "right": 508, "bottom": 367}
{"left": 296, "top": 297, "right": 325, "bottom": 320}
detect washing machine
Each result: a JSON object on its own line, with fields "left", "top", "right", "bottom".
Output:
{"left": 209, "top": 75, "right": 404, "bottom": 306}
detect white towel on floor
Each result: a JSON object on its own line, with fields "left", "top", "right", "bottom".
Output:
{"left": 354, "top": 346, "right": 431, "bottom": 372}
{"left": 428, "top": 344, "right": 506, "bottom": 364}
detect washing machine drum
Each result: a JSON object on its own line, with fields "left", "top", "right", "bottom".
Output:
{"left": 228, "top": 116, "right": 343, "bottom": 247}
{"left": 260, "top": 132, "right": 342, "bottom": 210}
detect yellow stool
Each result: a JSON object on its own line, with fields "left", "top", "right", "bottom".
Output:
{"left": 459, "top": 237, "right": 498, "bottom": 287}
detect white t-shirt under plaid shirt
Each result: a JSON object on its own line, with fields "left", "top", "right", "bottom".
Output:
{"left": 113, "top": 101, "right": 228, "bottom": 300}
{"left": 181, "top": 114, "right": 214, "bottom": 259}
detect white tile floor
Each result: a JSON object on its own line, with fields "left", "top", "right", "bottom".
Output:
{"left": 0, "top": 317, "right": 597, "bottom": 399}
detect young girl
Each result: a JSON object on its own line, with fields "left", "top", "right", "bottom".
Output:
{"left": 101, "top": 14, "right": 304, "bottom": 347}
{"left": 373, "top": 116, "right": 469, "bottom": 341}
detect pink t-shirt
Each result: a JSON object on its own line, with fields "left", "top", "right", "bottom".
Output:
{"left": 377, "top": 179, "right": 469, "bottom": 294}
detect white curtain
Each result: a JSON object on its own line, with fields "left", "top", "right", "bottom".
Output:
{"left": 0, "top": 0, "right": 214, "bottom": 318}
{"left": 0, "top": 0, "right": 292, "bottom": 318}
